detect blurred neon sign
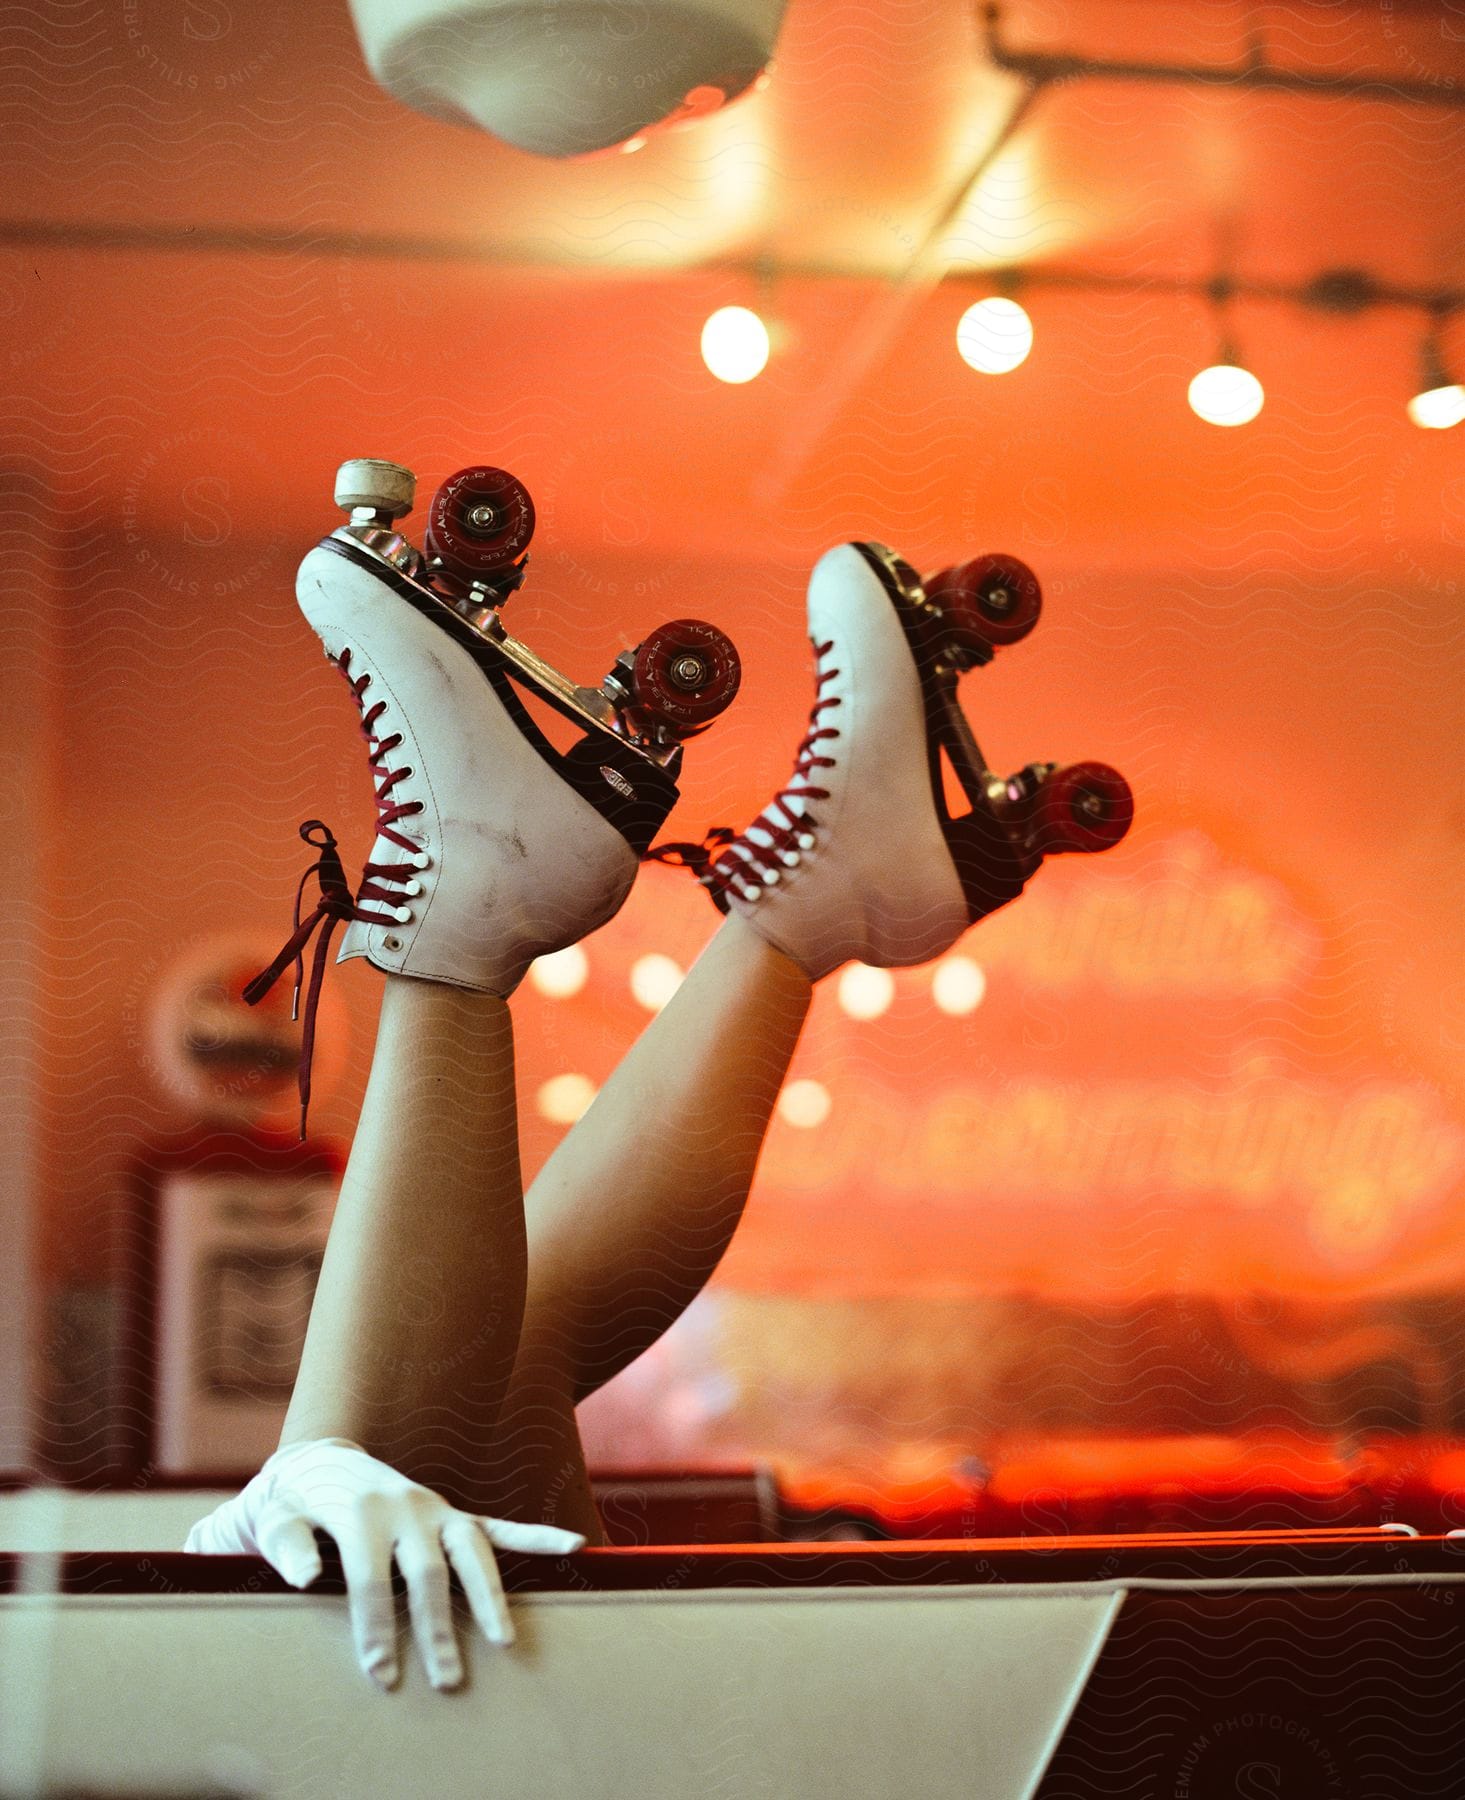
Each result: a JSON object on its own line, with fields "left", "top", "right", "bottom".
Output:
{"left": 976, "top": 832, "right": 1320, "bottom": 994}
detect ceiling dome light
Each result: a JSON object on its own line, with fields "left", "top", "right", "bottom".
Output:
{"left": 837, "top": 963, "right": 895, "bottom": 1021}
{"left": 701, "top": 305, "right": 771, "bottom": 383}
{"left": 1188, "top": 362, "right": 1264, "bottom": 427}
{"left": 956, "top": 297, "right": 1033, "bottom": 374}
{"left": 528, "top": 944, "right": 589, "bottom": 998}
{"left": 346, "top": 1, "right": 785, "bottom": 160}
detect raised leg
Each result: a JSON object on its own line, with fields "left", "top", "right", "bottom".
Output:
{"left": 482, "top": 913, "right": 812, "bottom": 1535}
{"left": 280, "top": 977, "right": 528, "bottom": 1516}
{"left": 481, "top": 538, "right": 1133, "bottom": 1537}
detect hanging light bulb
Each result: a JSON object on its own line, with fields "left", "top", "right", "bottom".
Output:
{"left": 956, "top": 296, "right": 1033, "bottom": 374}
{"left": 1190, "top": 279, "right": 1264, "bottom": 428}
{"left": 1407, "top": 326, "right": 1465, "bottom": 430}
{"left": 1189, "top": 332, "right": 1264, "bottom": 427}
{"left": 701, "top": 305, "right": 771, "bottom": 384}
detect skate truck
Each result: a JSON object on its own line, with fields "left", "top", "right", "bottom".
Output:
{"left": 861, "top": 543, "right": 1132, "bottom": 875}
{"left": 651, "top": 540, "right": 1134, "bottom": 919}
{"left": 327, "top": 457, "right": 742, "bottom": 824}
{"left": 244, "top": 457, "right": 744, "bottom": 1133}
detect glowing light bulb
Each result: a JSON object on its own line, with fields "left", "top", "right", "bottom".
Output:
{"left": 837, "top": 963, "right": 895, "bottom": 1021}
{"left": 630, "top": 953, "right": 684, "bottom": 1012}
{"left": 538, "top": 1073, "right": 597, "bottom": 1124}
{"left": 956, "top": 297, "right": 1033, "bottom": 375}
{"left": 777, "top": 1078, "right": 831, "bottom": 1129}
{"left": 528, "top": 944, "right": 589, "bottom": 998}
{"left": 1407, "top": 383, "right": 1465, "bottom": 430}
{"left": 701, "top": 306, "right": 770, "bottom": 384}
{"left": 932, "top": 956, "right": 987, "bottom": 1015}
{"left": 1188, "top": 363, "right": 1264, "bottom": 427}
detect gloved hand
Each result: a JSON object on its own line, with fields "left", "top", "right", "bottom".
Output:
{"left": 183, "top": 1437, "right": 585, "bottom": 1691}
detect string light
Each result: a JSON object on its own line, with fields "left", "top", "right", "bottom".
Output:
{"left": 932, "top": 956, "right": 987, "bottom": 1015}
{"left": 538, "top": 1073, "right": 597, "bottom": 1124}
{"left": 778, "top": 1079, "right": 831, "bottom": 1129}
{"left": 630, "top": 953, "right": 684, "bottom": 1011}
{"left": 837, "top": 963, "right": 895, "bottom": 1020}
{"left": 956, "top": 296, "right": 1033, "bottom": 374}
{"left": 1407, "top": 325, "right": 1465, "bottom": 429}
{"left": 701, "top": 305, "right": 770, "bottom": 383}
{"left": 1189, "top": 360, "right": 1264, "bottom": 427}
{"left": 528, "top": 944, "right": 589, "bottom": 998}
{"left": 1409, "top": 385, "right": 1465, "bottom": 429}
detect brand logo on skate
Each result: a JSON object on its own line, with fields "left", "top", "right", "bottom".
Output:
{"left": 600, "top": 765, "right": 636, "bottom": 800}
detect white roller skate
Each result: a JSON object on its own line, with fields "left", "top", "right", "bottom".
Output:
{"left": 249, "top": 458, "right": 741, "bottom": 1130}
{"left": 650, "top": 541, "right": 1132, "bottom": 980}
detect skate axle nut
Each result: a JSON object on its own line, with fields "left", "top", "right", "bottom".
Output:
{"left": 668, "top": 653, "right": 712, "bottom": 692}
{"left": 628, "top": 619, "right": 742, "bottom": 734}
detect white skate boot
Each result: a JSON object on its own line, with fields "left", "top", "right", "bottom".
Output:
{"left": 650, "top": 540, "right": 1132, "bottom": 980}
{"left": 249, "top": 458, "right": 742, "bottom": 1129}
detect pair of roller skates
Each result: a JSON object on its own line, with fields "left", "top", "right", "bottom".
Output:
{"left": 249, "top": 457, "right": 1133, "bottom": 1130}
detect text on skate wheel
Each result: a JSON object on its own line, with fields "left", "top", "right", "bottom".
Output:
{"left": 630, "top": 619, "right": 742, "bottom": 734}
{"left": 1035, "top": 761, "right": 1134, "bottom": 855}
{"left": 425, "top": 465, "right": 536, "bottom": 579}
{"left": 927, "top": 553, "right": 1042, "bottom": 647}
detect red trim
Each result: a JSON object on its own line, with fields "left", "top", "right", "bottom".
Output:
{"left": 2, "top": 1534, "right": 1461, "bottom": 1598}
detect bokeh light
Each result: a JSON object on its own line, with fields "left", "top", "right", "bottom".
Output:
{"left": 956, "top": 297, "right": 1033, "bottom": 374}
{"left": 528, "top": 944, "right": 589, "bottom": 998}
{"left": 701, "top": 305, "right": 771, "bottom": 383}
{"left": 932, "top": 956, "right": 987, "bottom": 1015}
{"left": 777, "top": 1078, "right": 832, "bottom": 1129}
{"left": 1188, "top": 363, "right": 1264, "bottom": 427}
{"left": 630, "top": 953, "right": 685, "bottom": 1012}
{"left": 837, "top": 963, "right": 895, "bottom": 1020}
{"left": 538, "top": 1072, "right": 597, "bottom": 1125}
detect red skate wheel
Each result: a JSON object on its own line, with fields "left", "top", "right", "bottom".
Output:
{"left": 630, "top": 619, "right": 741, "bottom": 734}
{"left": 1035, "top": 761, "right": 1134, "bottom": 854}
{"left": 424, "top": 466, "right": 535, "bottom": 580}
{"left": 927, "top": 554, "right": 1042, "bottom": 647}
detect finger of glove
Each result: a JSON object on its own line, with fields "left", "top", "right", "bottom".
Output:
{"left": 182, "top": 1496, "right": 250, "bottom": 1556}
{"left": 337, "top": 1536, "right": 400, "bottom": 1690}
{"left": 395, "top": 1531, "right": 463, "bottom": 1691}
{"left": 443, "top": 1515, "right": 513, "bottom": 1648}
{"left": 256, "top": 1511, "right": 323, "bottom": 1589}
{"left": 479, "top": 1518, "right": 587, "bottom": 1557}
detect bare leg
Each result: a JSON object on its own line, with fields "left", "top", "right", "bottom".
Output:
{"left": 280, "top": 976, "right": 527, "bottom": 1516}
{"left": 484, "top": 913, "right": 813, "bottom": 1534}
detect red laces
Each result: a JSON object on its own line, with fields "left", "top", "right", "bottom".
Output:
{"left": 245, "top": 648, "right": 428, "bottom": 1138}
{"left": 646, "top": 639, "right": 841, "bottom": 908}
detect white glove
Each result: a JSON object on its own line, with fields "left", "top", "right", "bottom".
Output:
{"left": 183, "top": 1437, "right": 585, "bottom": 1691}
